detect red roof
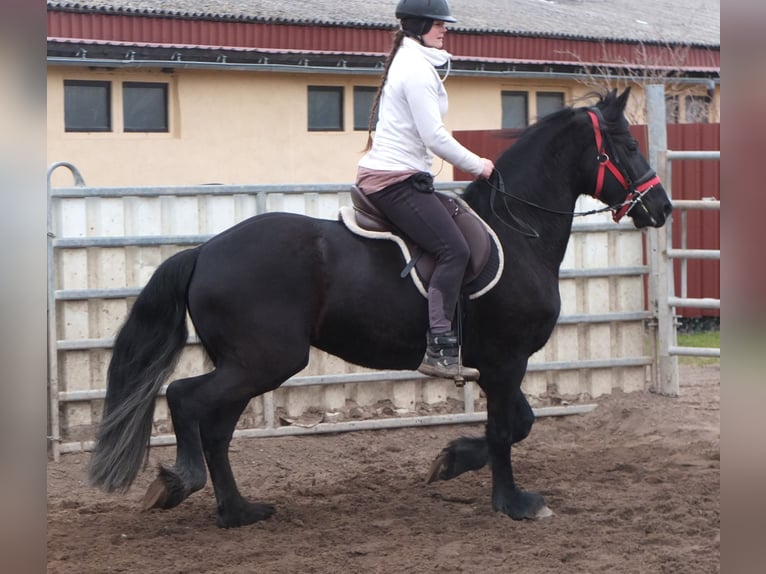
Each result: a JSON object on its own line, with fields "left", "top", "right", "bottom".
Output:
{"left": 48, "top": 10, "right": 720, "bottom": 72}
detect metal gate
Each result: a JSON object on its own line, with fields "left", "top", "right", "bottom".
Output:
{"left": 645, "top": 85, "right": 721, "bottom": 397}
{"left": 46, "top": 163, "right": 660, "bottom": 460}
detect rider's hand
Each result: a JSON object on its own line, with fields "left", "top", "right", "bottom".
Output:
{"left": 478, "top": 158, "right": 495, "bottom": 179}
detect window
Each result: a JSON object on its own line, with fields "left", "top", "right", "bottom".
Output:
{"left": 64, "top": 80, "right": 111, "bottom": 132}
{"left": 684, "top": 95, "right": 710, "bottom": 124}
{"left": 665, "top": 96, "right": 680, "bottom": 124}
{"left": 501, "top": 91, "right": 528, "bottom": 129}
{"left": 536, "top": 92, "right": 565, "bottom": 121}
{"left": 123, "top": 82, "right": 168, "bottom": 132}
{"left": 308, "top": 86, "right": 344, "bottom": 131}
{"left": 353, "top": 86, "right": 378, "bottom": 131}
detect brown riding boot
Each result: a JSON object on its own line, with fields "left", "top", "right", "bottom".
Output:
{"left": 417, "top": 330, "right": 480, "bottom": 380}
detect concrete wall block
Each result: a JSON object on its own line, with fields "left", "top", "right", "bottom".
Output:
{"left": 159, "top": 196, "right": 200, "bottom": 235}
{"left": 588, "top": 369, "right": 612, "bottom": 398}
{"left": 558, "top": 278, "right": 578, "bottom": 315}
{"left": 585, "top": 277, "right": 611, "bottom": 314}
{"left": 391, "top": 380, "right": 418, "bottom": 411}
{"left": 268, "top": 193, "right": 308, "bottom": 216}
{"left": 615, "top": 276, "right": 644, "bottom": 312}
{"left": 321, "top": 385, "right": 347, "bottom": 412}
{"left": 88, "top": 349, "right": 110, "bottom": 391}
{"left": 521, "top": 372, "right": 547, "bottom": 400}
{"left": 124, "top": 196, "right": 162, "bottom": 236}
{"left": 89, "top": 197, "right": 125, "bottom": 237}
{"left": 551, "top": 370, "right": 583, "bottom": 398}
{"left": 560, "top": 236, "right": 576, "bottom": 269}
{"left": 238, "top": 397, "right": 265, "bottom": 429}
{"left": 61, "top": 350, "right": 91, "bottom": 392}
{"left": 348, "top": 380, "right": 394, "bottom": 409}
{"left": 421, "top": 378, "right": 452, "bottom": 404}
{"left": 614, "top": 230, "right": 643, "bottom": 266}
{"left": 94, "top": 299, "right": 128, "bottom": 339}
{"left": 620, "top": 366, "right": 648, "bottom": 393}
{"left": 303, "top": 192, "right": 320, "bottom": 217}
{"left": 61, "top": 300, "right": 89, "bottom": 340}
{"left": 317, "top": 194, "right": 343, "bottom": 219}
{"left": 527, "top": 346, "right": 546, "bottom": 366}
{"left": 587, "top": 323, "right": 612, "bottom": 360}
{"left": 274, "top": 386, "right": 321, "bottom": 418}
{"left": 233, "top": 194, "right": 258, "bottom": 223}
{"left": 131, "top": 246, "right": 162, "bottom": 287}
{"left": 171, "top": 346, "right": 210, "bottom": 381}
{"left": 202, "top": 195, "right": 237, "bottom": 234}
{"left": 58, "top": 249, "right": 88, "bottom": 290}
{"left": 153, "top": 396, "right": 169, "bottom": 425}
{"left": 58, "top": 198, "right": 87, "bottom": 237}
{"left": 582, "top": 232, "right": 609, "bottom": 267}
{"left": 64, "top": 403, "right": 93, "bottom": 429}
{"left": 554, "top": 324, "right": 580, "bottom": 361}
{"left": 91, "top": 247, "right": 127, "bottom": 289}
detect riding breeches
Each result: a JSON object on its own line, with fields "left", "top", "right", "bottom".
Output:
{"left": 367, "top": 180, "right": 470, "bottom": 333}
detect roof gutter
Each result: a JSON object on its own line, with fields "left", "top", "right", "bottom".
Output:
{"left": 46, "top": 56, "right": 720, "bottom": 85}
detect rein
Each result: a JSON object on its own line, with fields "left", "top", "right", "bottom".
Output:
{"left": 485, "top": 107, "right": 663, "bottom": 236}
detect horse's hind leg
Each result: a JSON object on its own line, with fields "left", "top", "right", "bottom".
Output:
{"left": 199, "top": 397, "right": 276, "bottom": 528}
{"left": 142, "top": 372, "right": 213, "bottom": 511}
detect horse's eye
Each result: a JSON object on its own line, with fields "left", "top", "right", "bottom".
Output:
{"left": 626, "top": 140, "right": 638, "bottom": 152}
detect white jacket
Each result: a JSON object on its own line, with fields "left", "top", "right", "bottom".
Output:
{"left": 358, "top": 37, "right": 484, "bottom": 177}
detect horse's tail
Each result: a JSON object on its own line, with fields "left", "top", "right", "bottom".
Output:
{"left": 88, "top": 247, "right": 201, "bottom": 492}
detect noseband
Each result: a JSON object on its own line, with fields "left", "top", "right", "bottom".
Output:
{"left": 587, "top": 108, "right": 662, "bottom": 222}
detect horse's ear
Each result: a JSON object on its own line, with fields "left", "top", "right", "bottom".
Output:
{"left": 615, "top": 87, "right": 632, "bottom": 113}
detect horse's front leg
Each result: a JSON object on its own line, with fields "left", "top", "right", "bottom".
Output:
{"left": 427, "top": 388, "right": 534, "bottom": 482}
{"left": 484, "top": 363, "right": 553, "bottom": 520}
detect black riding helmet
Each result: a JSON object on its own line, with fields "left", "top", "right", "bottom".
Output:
{"left": 396, "top": 0, "right": 456, "bottom": 39}
{"left": 395, "top": 0, "right": 457, "bottom": 22}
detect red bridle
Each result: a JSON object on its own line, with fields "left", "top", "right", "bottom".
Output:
{"left": 587, "top": 109, "right": 663, "bottom": 222}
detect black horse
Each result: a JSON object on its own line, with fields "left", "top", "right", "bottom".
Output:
{"left": 88, "top": 88, "right": 671, "bottom": 527}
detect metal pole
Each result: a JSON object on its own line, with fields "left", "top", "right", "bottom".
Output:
{"left": 46, "top": 162, "right": 87, "bottom": 461}
{"left": 646, "top": 84, "right": 679, "bottom": 396}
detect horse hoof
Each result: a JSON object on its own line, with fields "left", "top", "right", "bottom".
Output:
{"left": 493, "top": 489, "right": 551, "bottom": 520}
{"left": 140, "top": 466, "right": 195, "bottom": 510}
{"left": 217, "top": 502, "right": 277, "bottom": 528}
{"left": 534, "top": 505, "right": 554, "bottom": 519}
{"left": 426, "top": 450, "right": 449, "bottom": 483}
{"left": 141, "top": 476, "right": 169, "bottom": 510}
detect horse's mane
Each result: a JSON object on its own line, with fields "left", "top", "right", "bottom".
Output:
{"left": 462, "top": 90, "right": 621, "bottom": 202}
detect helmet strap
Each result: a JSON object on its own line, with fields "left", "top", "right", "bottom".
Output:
{"left": 400, "top": 17, "right": 433, "bottom": 44}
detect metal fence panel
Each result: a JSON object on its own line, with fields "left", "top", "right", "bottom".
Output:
{"left": 47, "top": 164, "right": 655, "bottom": 458}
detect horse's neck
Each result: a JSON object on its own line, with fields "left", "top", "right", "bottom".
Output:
{"left": 470, "top": 135, "right": 583, "bottom": 267}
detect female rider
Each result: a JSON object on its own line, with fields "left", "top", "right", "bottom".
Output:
{"left": 356, "top": 0, "right": 494, "bottom": 380}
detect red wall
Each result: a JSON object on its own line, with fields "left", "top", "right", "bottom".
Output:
{"left": 454, "top": 124, "right": 720, "bottom": 318}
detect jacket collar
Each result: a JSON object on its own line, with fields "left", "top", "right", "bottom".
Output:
{"left": 402, "top": 37, "right": 451, "bottom": 68}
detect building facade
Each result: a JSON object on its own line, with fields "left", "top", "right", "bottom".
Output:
{"left": 47, "top": 0, "right": 720, "bottom": 187}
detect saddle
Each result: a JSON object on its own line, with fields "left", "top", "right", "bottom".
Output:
{"left": 338, "top": 186, "right": 504, "bottom": 300}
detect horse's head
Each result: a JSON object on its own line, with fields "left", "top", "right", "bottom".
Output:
{"left": 585, "top": 88, "right": 672, "bottom": 228}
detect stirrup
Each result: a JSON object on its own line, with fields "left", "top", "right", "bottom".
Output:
{"left": 418, "top": 330, "right": 480, "bottom": 384}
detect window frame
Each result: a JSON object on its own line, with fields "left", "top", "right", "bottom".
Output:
{"left": 353, "top": 86, "right": 378, "bottom": 132}
{"left": 535, "top": 91, "right": 566, "bottom": 121}
{"left": 64, "top": 79, "right": 112, "bottom": 133}
{"left": 122, "top": 81, "right": 169, "bottom": 133}
{"left": 501, "top": 90, "right": 529, "bottom": 129}
{"left": 307, "top": 86, "right": 345, "bottom": 132}
{"left": 683, "top": 94, "right": 711, "bottom": 124}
